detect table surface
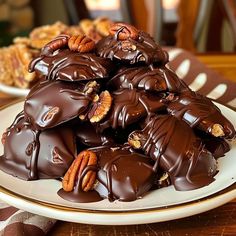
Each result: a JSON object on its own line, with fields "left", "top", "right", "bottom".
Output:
{"left": 0, "top": 54, "right": 236, "bottom": 236}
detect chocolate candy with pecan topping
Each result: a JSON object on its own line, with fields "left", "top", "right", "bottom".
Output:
{"left": 108, "top": 65, "right": 189, "bottom": 93}
{"left": 128, "top": 115, "right": 217, "bottom": 191}
{"left": 24, "top": 80, "right": 93, "bottom": 130}
{"left": 29, "top": 50, "right": 114, "bottom": 82}
{"left": 99, "top": 89, "right": 165, "bottom": 130}
{"left": 96, "top": 27, "right": 168, "bottom": 65}
{"left": 165, "top": 91, "right": 235, "bottom": 139}
{"left": 0, "top": 112, "right": 75, "bottom": 180}
{"left": 90, "top": 146, "right": 155, "bottom": 202}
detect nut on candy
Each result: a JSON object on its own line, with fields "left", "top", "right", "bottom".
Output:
{"left": 109, "top": 23, "right": 139, "bottom": 40}
{"left": 83, "top": 81, "right": 100, "bottom": 95}
{"left": 121, "top": 41, "right": 137, "bottom": 51}
{"left": 68, "top": 35, "right": 95, "bottom": 53}
{"left": 62, "top": 150, "right": 97, "bottom": 192}
{"left": 88, "top": 90, "right": 112, "bottom": 123}
{"left": 128, "top": 131, "right": 146, "bottom": 149}
{"left": 156, "top": 172, "right": 171, "bottom": 188}
{"left": 210, "top": 124, "right": 225, "bottom": 137}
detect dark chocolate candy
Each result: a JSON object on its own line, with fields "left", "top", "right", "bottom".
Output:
{"left": 24, "top": 80, "right": 92, "bottom": 130}
{"left": 202, "top": 136, "right": 230, "bottom": 158}
{"left": 96, "top": 31, "right": 168, "bottom": 65}
{"left": 166, "top": 91, "right": 235, "bottom": 139}
{"left": 92, "top": 146, "right": 155, "bottom": 202}
{"left": 99, "top": 89, "right": 165, "bottom": 130}
{"left": 76, "top": 122, "right": 114, "bottom": 147}
{"left": 108, "top": 65, "right": 189, "bottom": 93}
{"left": 29, "top": 49, "right": 114, "bottom": 82}
{"left": 0, "top": 112, "right": 75, "bottom": 180}
{"left": 129, "top": 115, "right": 217, "bottom": 191}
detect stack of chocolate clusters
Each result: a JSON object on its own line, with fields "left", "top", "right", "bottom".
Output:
{"left": 0, "top": 23, "right": 235, "bottom": 203}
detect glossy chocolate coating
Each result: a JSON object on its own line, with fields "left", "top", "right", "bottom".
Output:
{"left": 96, "top": 31, "right": 168, "bottom": 65}
{"left": 29, "top": 49, "right": 114, "bottom": 82}
{"left": 166, "top": 91, "right": 235, "bottom": 139}
{"left": 100, "top": 89, "right": 165, "bottom": 130}
{"left": 130, "top": 115, "right": 217, "bottom": 191}
{"left": 202, "top": 137, "right": 230, "bottom": 158}
{"left": 0, "top": 112, "right": 75, "bottom": 180}
{"left": 108, "top": 66, "right": 189, "bottom": 93}
{"left": 76, "top": 122, "right": 114, "bottom": 147}
{"left": 24, "top": 80, "right": 92, "bottom": 130}
{"left": 92, "top": 146, "right": 155, "bottom": 202}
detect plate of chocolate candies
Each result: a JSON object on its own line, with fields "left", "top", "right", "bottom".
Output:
{"left": 0, "top": 23, "right": 235, "bottom": 225}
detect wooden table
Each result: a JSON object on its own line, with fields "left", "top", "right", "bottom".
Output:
{"left": 0, "top": 54, "right": 236, "bottom": 236}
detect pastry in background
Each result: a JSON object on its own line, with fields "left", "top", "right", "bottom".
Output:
{"left": 0, "top": 18, "right": 113, "bottom": 89}
{"left": 0, "top": 43, "right": 37, "bottom": 88}
{"left": 14, "top": 21, "right": 68, "bottom": 49}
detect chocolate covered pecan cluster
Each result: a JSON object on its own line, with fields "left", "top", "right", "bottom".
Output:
{"left": 0, "top": 23, "right": 235, "bottom": 203}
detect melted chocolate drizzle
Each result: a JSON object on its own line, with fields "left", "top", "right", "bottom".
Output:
{"left": 130, "top": 115, "right": 217, "bottom": 191}
{"left": 100, "top": 89, "right": 165, "bottom": 130}
{"left": 29, "top": 50, "right": 114, "bottom": 82}
{"left": 96, "top": 31, "right": 168, "bottom": 65}
{"left": 108, "top": 66, "right": 189, "bottom": 93}
{"left": 166, "top": 91, "right": 235, "bottom": 139}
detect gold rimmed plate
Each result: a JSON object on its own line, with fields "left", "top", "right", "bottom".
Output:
{"left": 0, "top": 101, "right": 235, "bottom": 225}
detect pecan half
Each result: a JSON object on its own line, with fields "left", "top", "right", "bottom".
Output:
{"left": 41, "top": 34, "right": 70, "bottom": 56}
{"left": 83, "top": 81, "right": 100, "bottom": 95}
{"left": 109, "top": 23, "right": 139, "bottom": 40}
{"left": 128, "top": 131, "right": 147, "bottom": 149}
{"left": 62, "top": 150, "right": 97, "bottom": 192}
{"left": 68, "top": 35, "right": 95, "bottom": 53}
{"left": 88, "top": 90, "right": 112, "bottom": 123}
{"left": 210, "top": 124, "right": 225, "bottom": 137}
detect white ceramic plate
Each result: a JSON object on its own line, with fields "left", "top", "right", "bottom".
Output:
{"left": 0, "top": 83, "right": 29, "bottom": 97}
{"left": 0, "top": 101, "right": 235, "bottom": 225}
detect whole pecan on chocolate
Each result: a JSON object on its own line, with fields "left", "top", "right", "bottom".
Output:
{"left": 109, "top": 23, "right": 139, "bottom": 40}
{"left": 62, "top": 150, "right": 97, "bottom": 192}
{"left": 68, "top": 35, "right": 95, "bottom": 53}
{"left": 41, "top": 34, "right": 70, "bottom": 56}
{"left": 88, "top": 90, "right": 112, "bottom": 123}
